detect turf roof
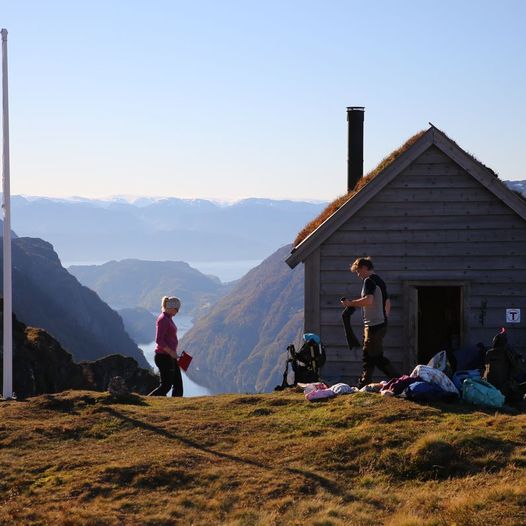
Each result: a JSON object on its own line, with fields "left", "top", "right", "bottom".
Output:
{"left": 293, "top": 130, "right": 426, "bottom": 247}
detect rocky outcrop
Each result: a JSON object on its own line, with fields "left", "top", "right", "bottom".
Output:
{"left": 1, "top": 308, "right": 158, "bottom": 398}
{"left": 80, "top": 354, "right": 157, "bottom": 394}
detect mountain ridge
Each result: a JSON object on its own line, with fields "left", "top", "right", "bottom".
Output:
{"left": 181, "top": 244, "right": 304, "bottom": 393}
{"left": 10, "top": 196, "right": 327, "bottom": 263}
{"left": 68, "top": 258, "right": 233, "bottom": 318}
{"left": 1, "top": 237, "right": 149, "bottom": 368}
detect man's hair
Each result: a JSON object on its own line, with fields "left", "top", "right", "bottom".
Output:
{"left": 350, "top": 257, "right": 374, "bottom": 272}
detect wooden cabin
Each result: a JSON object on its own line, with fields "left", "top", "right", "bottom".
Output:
{"left": 286, "top": 123, "right": 526, "bottom": 384}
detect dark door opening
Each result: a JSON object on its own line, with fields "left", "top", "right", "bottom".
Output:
{"left": 417, "top": 286, "right": 462, "bottom": 364}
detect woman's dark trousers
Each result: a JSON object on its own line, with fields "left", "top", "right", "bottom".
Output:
{"left": 149, "top": 353, "right": 183, "bottom": 397}
{"left": 171, "top": 362, "right": 183, "bottom": 397}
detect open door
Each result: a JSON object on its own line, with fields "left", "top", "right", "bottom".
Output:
{"left": 406, "top": 282, "right": 465, "bottom": 369}
{"left": 417, "top": 286, "right": 462, "bottom": 364}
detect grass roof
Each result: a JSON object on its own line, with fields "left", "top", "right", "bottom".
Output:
{"left": 293, "top": 130, "right": 427, "bottom": 247}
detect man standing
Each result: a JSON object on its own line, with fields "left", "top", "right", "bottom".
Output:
{"left": 341, "top": 257, "right": 399, "bottom": 388}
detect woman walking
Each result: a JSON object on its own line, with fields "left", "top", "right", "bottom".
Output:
{"left": 148, "top": 296, "right": 183, "bottom": 397}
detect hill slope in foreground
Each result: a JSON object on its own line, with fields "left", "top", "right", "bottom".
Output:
{"left": 1, "top": 391, "right": 526, "bottom": 526}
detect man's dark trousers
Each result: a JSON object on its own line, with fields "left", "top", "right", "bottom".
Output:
{"left": 358, "top": 323, "right": 400, "bottom": 388}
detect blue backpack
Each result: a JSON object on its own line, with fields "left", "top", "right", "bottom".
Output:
{"left": 452, "top": 369, "right": 481, "bottom": 392}
{"left": 462, "top": 378, "right": 505, "bottom": 408}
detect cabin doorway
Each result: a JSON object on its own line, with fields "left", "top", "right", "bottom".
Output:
{"left": 416, "top": 286, "right": 462, "bottom": 364}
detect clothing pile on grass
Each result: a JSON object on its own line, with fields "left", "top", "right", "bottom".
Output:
{"left": 300, "top": 362, "right": 461, "bottom": 404}
{"left": 302, "top": 328, "right": 526, "bottom": 409}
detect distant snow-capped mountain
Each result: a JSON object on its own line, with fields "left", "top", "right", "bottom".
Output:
{"left": 504, "top": 180, "right": 526, "bottom": 196}
{"left": 6, "top": 182, "right": 524, "bottom": 265}
{"left": 9, "top": 195, "right": 327, "bottom": 265}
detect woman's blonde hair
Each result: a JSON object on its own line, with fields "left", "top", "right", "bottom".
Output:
{"left": 161, "top": 296, "right": 181, "bottom": 311}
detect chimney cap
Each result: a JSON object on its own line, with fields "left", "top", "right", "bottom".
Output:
{"left": 346, "top": 106, "right": 364, "bottom": 112}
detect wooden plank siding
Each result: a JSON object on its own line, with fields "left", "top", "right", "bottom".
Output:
{"left": 308, "top": 145, "right": 526, "bottom": 385}
{"left": 304, "top": 248, "right": 321, "bottom": 335}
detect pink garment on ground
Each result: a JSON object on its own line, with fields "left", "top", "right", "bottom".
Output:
{"left": 302, "top": 382, "right": 329, "bottom": 395}
{"left": 305, "top": 388, "right": 336, "bottom": 402}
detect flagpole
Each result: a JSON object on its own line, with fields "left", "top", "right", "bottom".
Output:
{"left": 2, "top": 28, "right": 13, "bottom": 400}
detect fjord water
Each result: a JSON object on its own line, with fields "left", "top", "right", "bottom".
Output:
{"left": 137, "top": 258, "right": 263, "bottom": 396}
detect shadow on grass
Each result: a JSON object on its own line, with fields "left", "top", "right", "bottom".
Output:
{"left": 25, "top": 392, "right": 148, "bottom": 413}
{"left": 424, "top": 400, "right": 524, "bottom": 416}
{"left": 100, "top": 406, "right": 351, "bottom": 499}
{"left": 100, "top": 393, "right": 148, "bottom": 406}
{"left": 31, "top": 393, "right": 98, "bottom": 413}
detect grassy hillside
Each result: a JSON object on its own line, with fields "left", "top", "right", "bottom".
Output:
{"left": 1, "top": 391, "right": 526, "bottom": 525}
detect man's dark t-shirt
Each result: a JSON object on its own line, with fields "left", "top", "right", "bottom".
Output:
{"left": 361, "top": 274, "right": 389, "bottom": 327}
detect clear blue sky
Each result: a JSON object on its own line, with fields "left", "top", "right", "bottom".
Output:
{"left": 1, "top": 0, "right": 525, "bottom": 200}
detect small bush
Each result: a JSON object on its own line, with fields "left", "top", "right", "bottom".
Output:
{"left": 407, "top": 433, "right": 458, "bottom": 478}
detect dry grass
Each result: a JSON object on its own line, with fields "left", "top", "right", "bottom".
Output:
{"left": 1, "top": 390, "right": 526, "bottom": 525}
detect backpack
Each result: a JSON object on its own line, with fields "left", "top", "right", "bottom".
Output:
{"left": 506, "top": 346, "right": 526, "bottom": 385}
{"left": 292, "top": 336, "right": 326, "bottom": 383}
{"left": 504, "top": 346, "right": 526, "bottom": 401}
{"left": 452, "top": 369, "right": 482, "bottom": 393}
{"left": 275, "top": 333, "right": 326, "bottom": 390}
{"left": 484, "top": 328, "right": 526, "bottom": 401}
{"left": 462, "top": 378, "right": 505, "bottom": 408}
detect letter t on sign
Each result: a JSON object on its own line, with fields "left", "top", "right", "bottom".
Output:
{"left": 506, "top": 309, "right": 521, "bottom": 323}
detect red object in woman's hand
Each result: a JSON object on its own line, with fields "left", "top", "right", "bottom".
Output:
{"left": 178, "top": 351, "right": 193, "bottom": 371}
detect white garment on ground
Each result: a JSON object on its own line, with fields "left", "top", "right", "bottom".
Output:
{"left": 359, "top": 381, "right": 387, "bottom": 393}
{"left": 330, "top": 383, "right": 359, "bottom": 395}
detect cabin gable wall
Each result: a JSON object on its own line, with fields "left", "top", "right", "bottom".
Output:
{"left": 315, "top": 145, "right": 526, "bottom": 382}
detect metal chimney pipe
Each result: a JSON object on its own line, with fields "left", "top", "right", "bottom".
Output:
{"left": 347, "top": 106, "right": 364, "bottom": 192}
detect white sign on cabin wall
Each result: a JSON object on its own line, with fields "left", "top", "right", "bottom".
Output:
{"left": 506, "top": 309, "right": 521, "bottom": 323}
